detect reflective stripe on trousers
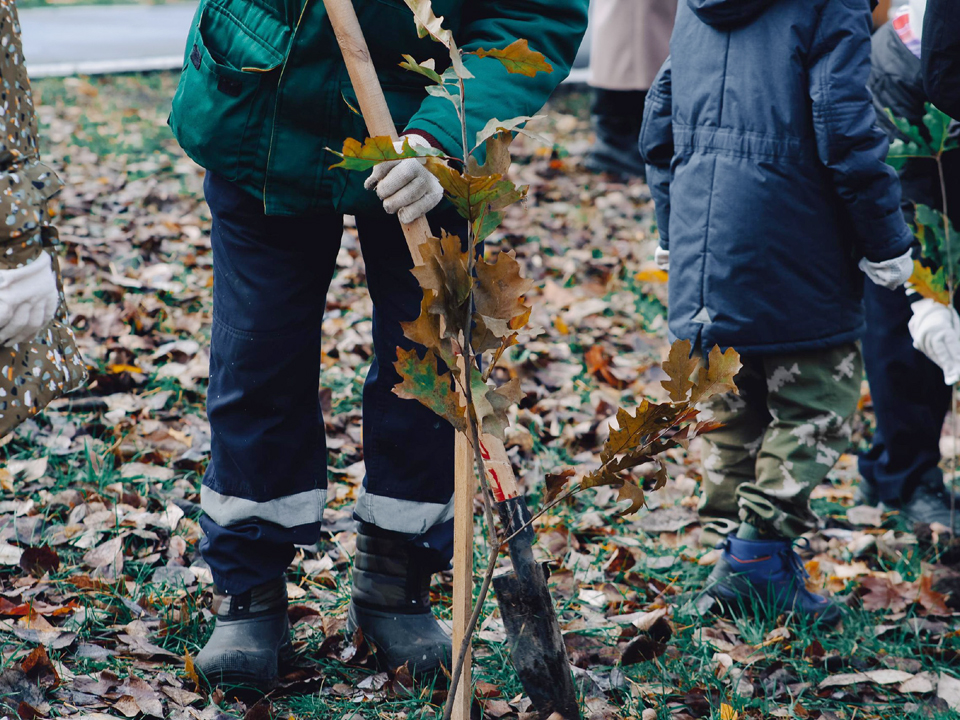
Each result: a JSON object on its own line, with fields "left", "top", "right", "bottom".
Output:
{"left": 200, "top": 171, "right": 460, "bottom": 594}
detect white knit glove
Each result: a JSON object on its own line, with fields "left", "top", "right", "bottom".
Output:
{"left": 909, "top": 297, "right": 960, "bottom": 385}
{"left": 0, "top": 251, "right": 59, "bottom": 347}
{"left": 655, "top": 246, "right": 670, "bottom": 272}
{"left": 859, "top": 248, "right": 914, "bottom": 290}
{"left": 364, "top": 134, "right": 444, "bottom": 225}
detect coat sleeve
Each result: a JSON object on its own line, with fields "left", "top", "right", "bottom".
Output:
{"left": 807, "top": 0, "right": 913, "bottom": 262}
{"left": 0, "top": 0, "right": 63, "bottom": 270}
{"left": 922, "top": 0, "right": 960, "bottom": 121}
{"left": 404, "top": 0, "right": 589, "bottom": 157}
{"left": 638, "top": 58, "right": 672, "bottom": 250}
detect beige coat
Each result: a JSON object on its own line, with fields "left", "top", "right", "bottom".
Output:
{"left": 589, "top": 0, "right": 678, "bottom": 91}
{"left": 0, "top": 0, "right": 86, "bottom": 436}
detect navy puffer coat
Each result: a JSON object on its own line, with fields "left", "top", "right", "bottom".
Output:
{"left": 640, "top": 0, "right": 914, "bottom": 355}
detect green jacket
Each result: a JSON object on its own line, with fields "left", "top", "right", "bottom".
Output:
{"left": 169, "top": 0, "right": 587, "bottom": 217}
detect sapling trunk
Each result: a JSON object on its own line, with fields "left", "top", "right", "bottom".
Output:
{"left": 937, "top": 154, "right": 956, "bottom": 538}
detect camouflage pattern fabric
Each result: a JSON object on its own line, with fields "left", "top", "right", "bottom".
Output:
{"left": 0, "top": 0, "right": 85, "bottom": 436}
{"left": 697, "top": 343, "right": 862, "bottom": 548}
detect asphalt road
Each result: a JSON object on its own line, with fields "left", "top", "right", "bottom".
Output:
{"left": 19, "top": 4, "right": 198, "bottom": 78}
{"left": 17, "top": 2, "right": 591, "bottom": 81}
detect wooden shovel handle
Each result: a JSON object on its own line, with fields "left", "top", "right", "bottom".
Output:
{"left": 322, "top": 0, "right": 520, "bottom": 501}
{"left": 322, "top": 0, "right": 428, "bottom": 264}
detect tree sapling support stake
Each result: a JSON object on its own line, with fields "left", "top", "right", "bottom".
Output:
{"left": 320, "top": 1, "right": 580, "bottom": 718}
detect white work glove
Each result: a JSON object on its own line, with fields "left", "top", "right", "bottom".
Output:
{"left": 655, "top": 246, "right": 670, "bottom": 272}
{"left": 364, "top": 134, "right": 444, "bottom": 225}
{"left": 909, "top": 297, "right": 960, "bottom": 385}
{"left": 859, "top": 248, "right": 914, "bottom": 290}
{"left": 0, "top": 251, "right": 59, "bottom": 347}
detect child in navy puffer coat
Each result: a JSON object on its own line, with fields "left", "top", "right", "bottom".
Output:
{"left": 640, "top": 0, "right": 915, "bottom": 624}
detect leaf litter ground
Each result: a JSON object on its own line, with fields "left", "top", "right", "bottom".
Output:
{"left": 0, "top": 74, "right": 958, "bottom": 720}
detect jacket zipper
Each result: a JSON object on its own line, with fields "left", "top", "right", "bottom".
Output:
{"left": 262, "top": 0, "right": 313, "bottom": 213}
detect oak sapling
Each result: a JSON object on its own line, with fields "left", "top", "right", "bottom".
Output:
{"left": 885, "top": 102, "right": 960, "bottom": 534}
{"left": 886, "top": 103, "right": 960, "bottom": 305}
{"left": 328, "top": 1, "right": 742, "bottom": 714}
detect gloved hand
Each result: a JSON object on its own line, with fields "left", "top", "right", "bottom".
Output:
{"left": 655, "top": 246, "right": 670, "bottom": 272}
{"left": 909, "top": 297, "right": 960, "bottom": 385}
{"left": 858, "top": 248, "right": 914, "bottom": 290}
{"left": 0, "top": 251, "right": 59, "bottom": 347}
{"left": 364, "top": 134, "right": 444, "bottom": 225}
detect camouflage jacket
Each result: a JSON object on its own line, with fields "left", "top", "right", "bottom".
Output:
{"left": 0, "top": 0, "right": 85, "bottom": 436}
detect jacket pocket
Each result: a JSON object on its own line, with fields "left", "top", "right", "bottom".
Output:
{"left": 170, "top": 0, "right": 291, "bottom": 181}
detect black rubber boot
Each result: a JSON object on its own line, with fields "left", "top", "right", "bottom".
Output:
{"left": 348, "top": 523, "right": 451, "bottom": 676}
{"left": 856, "top": 469, "right": 960, "bottom": 531}
{"left": 892, "top": 469, "right": 960, "bottom": 532}
{"left": 584, "top": 88, "right": 646, "bottom": 178}
{"left": 195, "top": 577, "right": 292, "bottom": 692}
{"left": 854, "top": 474, "right": 881, "bottom": 507}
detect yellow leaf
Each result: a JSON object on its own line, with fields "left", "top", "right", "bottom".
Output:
{"left": 184, "top": 650, "right": 200, "bottom": 687}
{"left": 555, "top": 315, "right": 569, "bottom": 334}
{"left": 690, "top": 345, "right": 741, "bottom": 404}
{"left": 328, "top": 135, "right": 440, "bottom": 172}
{"left": 426, "top": 158, "right": 526, "bottom": 223}
{"left": 908, "top": 260, "right": 951, "bottom": 305}
{"left": 635, "top": 268, "right": 668, "bottom": 284}
{"left": 660, "top": 339, "right": 699, "bottom": 402}
{"left": 720, "top": 704, "right": 738, "bottom": 720}
{"left": 108, "top": 364, "right": 142, "bottom": 375}
{"left": 475, "top": 39, "right": 553, "bottom": 77}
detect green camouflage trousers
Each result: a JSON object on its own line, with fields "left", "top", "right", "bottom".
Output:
{"left": 697, "top": 343, "right": 862, "bottom": 548}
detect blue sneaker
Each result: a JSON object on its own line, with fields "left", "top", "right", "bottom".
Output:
{"left": 698, "top": 536, "right": 842, "bottom": 626}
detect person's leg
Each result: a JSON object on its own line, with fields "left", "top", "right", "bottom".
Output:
{"left": 700, "top": 344, "right": 861, "bottom": 625}
{"left": 859, "top": 280, "right": 950, "bottom": 504}
{"left": 196, "top": 172, "right": 341, "bottom": 687}
{"left": 585, "top": 88, "right": 648, "bottom": 177}
{"left": 736, "top": 344, "right": 863, "bottom": 537}
{"left": 696, "top": 355, "right": 769, "bottom": 548}
{"left": 585, "top": 0, "right": 676, "bottom": 177}
{"left": 347, "top": 205, "right": 464, "bottom": 674}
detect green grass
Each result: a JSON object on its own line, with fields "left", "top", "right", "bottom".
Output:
{"left": 1, "top": 72, "right": 957, "bottom": 720}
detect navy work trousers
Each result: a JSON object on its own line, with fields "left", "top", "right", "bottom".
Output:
{"left": 199, "top": 172, "right": 459, "bottom": 594}
{"left": 859, "top": 279, "right": 951, "bottom": 503}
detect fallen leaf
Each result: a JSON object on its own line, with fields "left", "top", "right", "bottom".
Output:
{"left": 846, "top": 504, "right": 883, "bottom": 527}
{"left": 818, "top": 669, "right": 914, "bottom": 688}
{"left": 918, "top": 575, "right": 951, "bottom": 615}
{"left": 899, "top": 671, "right": 937, "bottom": 694}
{"left": 20, "top": 546, "right": 61, "bottom": 577}
{"left": 939, "top": 672, "right": 960, "bottom": 710}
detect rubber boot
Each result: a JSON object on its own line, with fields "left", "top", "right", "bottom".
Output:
{"left": 856, "top": 468, "right": 960, "bottom": 531}
{"left": 195, "top": 577, "right": 293, "bottom": 691}
{"left": 890, "top": 469, "right": 960, "bottom": 532}
{"left": 347, "top": 524, "right": 451, "bottom": 676}
{"left": 854, "top": 474, "right": 881, "bottom": 507}
{"left": 698, "top": 536, "right": 842, "bottom": 626}
{"left": 584, "top": 88, "right": 646, "bottom": 178}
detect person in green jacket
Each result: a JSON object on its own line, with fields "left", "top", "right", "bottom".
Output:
{"left": 169, "top": 0, "right": 587, "bottom": 691}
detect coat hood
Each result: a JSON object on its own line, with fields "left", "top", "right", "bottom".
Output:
{"left": 686, "top": 0, "right": 779, "bottom": 28}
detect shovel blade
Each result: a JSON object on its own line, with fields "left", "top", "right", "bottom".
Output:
{"left": 493, "top": 567, "right": 581, "bottom": 720}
